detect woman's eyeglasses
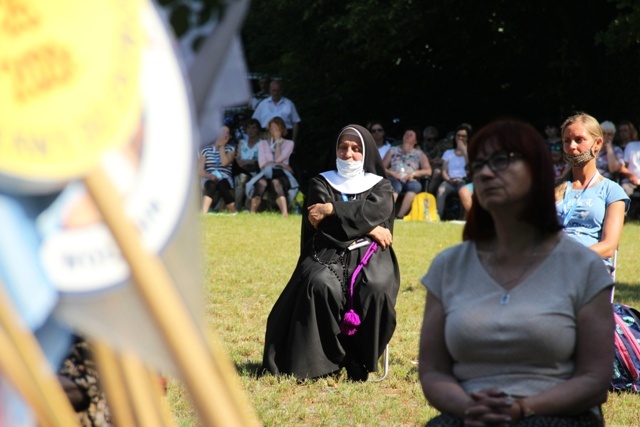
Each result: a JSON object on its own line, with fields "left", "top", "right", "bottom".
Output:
{"left": 469, "top": 152, "right": 522, "bottom": 175}
{"left": 371, "top": 128, "right": 384, "bottom": 133}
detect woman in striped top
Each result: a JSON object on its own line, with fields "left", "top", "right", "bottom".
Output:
{"left": 198, "top": 125, "right": 236, "bottom": 213}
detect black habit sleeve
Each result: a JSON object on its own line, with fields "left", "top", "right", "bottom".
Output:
{"left": 301, "top": 176, "right": 395, "bottom": 248}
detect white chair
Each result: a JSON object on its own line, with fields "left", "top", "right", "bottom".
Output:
{"left": 610, "top": 248, "right": 618, "bottom": 303}
{"left": 368, "top": 344, "right": 389, "bottom": 382}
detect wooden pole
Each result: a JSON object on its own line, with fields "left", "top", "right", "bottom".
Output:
{"left": 93, "top": 341, "right": 137, "bottom": 427}
{"left": 83, "top": 168, "right": 260, "bottom": 427}
{"left": 143, "top": 368, "right": 175, "bottom": 427}
{"left": 0, "top": 289, "right": 79, "bottom": 427}
{"left": 0, "top": 326, "right": 54, "bottom": 427}
{"left": 119, "top": 351, "right": 173, "bottom": 427}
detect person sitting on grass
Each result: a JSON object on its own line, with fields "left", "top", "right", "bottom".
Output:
{"left": 435, "top": 124, "right": 470, "bottom": 220}
{"left": 383, "top": 126, "right": 432, "bottom": 219}
{"left": 248, "top": 116, "right": 296, "bottom": 216}
{"left": 198, "top": 125, "right": 236, "bottom": 214}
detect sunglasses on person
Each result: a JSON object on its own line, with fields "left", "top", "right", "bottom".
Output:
{"left": 469, "top": 151, "right": 522, "bottom": 175}
{"left": 371, "top": 128, "right": 384, "bottom": 133}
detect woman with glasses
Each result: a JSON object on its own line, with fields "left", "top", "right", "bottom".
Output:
{"left": 367, "top": 121, "right": 393, "bottom": 159}
{"left": 555, "top": 113, "right": 628, "bottom": 275}
{"left": 435, "top": 124, "right": 471, "bottom": 220}
{"left": 419, "top": 119, "right": 614, "bottom": 427}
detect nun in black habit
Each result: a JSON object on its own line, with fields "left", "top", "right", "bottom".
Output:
{"left": 262, "top": 124, "right": 400, "bottom": 381}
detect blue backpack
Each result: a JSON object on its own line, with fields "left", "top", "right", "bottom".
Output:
{"left": 611, "top": 303, "right": 640, "bottom": 392}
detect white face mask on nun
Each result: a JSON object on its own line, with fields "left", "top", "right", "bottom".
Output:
{"left": 336, "top": 157, "right": 364, "bottom": 178}
{"left": 320, "top": 125, "right": 383, "bottom": 194}
{"left": 335, "top": 128, "right": 366, "bottom": 178}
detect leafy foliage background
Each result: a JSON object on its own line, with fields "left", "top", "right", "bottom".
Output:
{"left": 165, "top": 0, "right": 640, "bottom": 190}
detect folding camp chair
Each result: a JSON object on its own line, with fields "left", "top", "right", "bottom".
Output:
{"left": 610, "top": 248, "right": 618, "bottom": 303}
{"left": 369, "top": 344, "right": 389, "bottom": 382}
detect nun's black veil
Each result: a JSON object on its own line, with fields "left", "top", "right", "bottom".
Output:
{"left": 323, "top": 124, "right": 388, "bottom": 179}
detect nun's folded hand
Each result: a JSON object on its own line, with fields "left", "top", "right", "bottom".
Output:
{"left": 308, "top": 202, "right": 334, "bottom": 228}
{"left": 367, "top": 226, "right": 392, "bottom": 250}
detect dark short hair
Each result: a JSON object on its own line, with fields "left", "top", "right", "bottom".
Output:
{"left": 462, "top": 119, "right": 562, "bottom": 241}
{"left": 423, "top": 126, "right": 438, "bottom": 137}
{"left": 404, "top": 126, "right": 423, "bottom": 145}
{"left": 455, "top": 124, "right": 472, "bottom": 138}
{"left": 366, "top": 120, "right": 384, "bottom": 131}
{"left": 618, "top": 120, "right": 638, "bottom": 140}
{"left": 245, "top": 118, "right": 261, "bottom": 129}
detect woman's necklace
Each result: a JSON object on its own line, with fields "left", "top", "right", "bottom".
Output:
{"left": 488, "top": 240, "right": 540, "bottom": 305}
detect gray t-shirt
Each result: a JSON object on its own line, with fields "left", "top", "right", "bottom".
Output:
{"left": 421, "top": 236, "right": 612, "bottom": 397}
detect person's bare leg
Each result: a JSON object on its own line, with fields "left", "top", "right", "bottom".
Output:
{"left": 459, "top": 186, "right": 473, "bottom": 219}
{"left": 202, "top": 196, "right": 213, "bottom": 213}
{"left": 397, "top": 191, "right": 416, "bottom": 217}
{"left": 275, "top": 195, "right": 289, "bottom": 216}
{"left": 226, "top": 202, "right": 237, "bottom": 213}
{"left": 250, "top": 196, "right": 261, "bottom": 213}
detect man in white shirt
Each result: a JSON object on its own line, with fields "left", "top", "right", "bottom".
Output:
{"left": 252, "top": 80, "right": 301, "bottom": 142}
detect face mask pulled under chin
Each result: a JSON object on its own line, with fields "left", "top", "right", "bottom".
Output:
{"left": 563, "top": 146, "right": 596, "bottom": 167}
{"left": 336, "top": 158, "right": 364, "bottom": 178}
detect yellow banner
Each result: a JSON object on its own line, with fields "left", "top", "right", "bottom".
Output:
{"left": 0, "top": 0, "right": 142, "bottom": 181}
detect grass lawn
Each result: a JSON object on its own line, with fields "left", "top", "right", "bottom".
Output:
{"left": 167, "top": 214, "right": 640, "bottom": 427}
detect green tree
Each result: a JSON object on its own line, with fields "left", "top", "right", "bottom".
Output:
{"left": 241, "top": 0, "right": 637, "bottom": 185}
{"left": 596, "top": 0, "right": 640, "bottom": 122}
{"left": 597, "top": 0, "right": 640, "bottom": 50}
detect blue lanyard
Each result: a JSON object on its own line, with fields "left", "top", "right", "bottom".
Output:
{"left": 561, "top": 173, "right": 598, "bottom": 227}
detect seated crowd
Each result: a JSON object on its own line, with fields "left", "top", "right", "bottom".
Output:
{"left": 201, "top": 113, "right": 633, "bottom": 425}
{"left": 364, "top": 117, "right": 640, "bottom": 222}
{"left": 199, "top": 115, "right": 299, "bottom": 216}
{"left": 201, "top": 78, "right": 640, "bottom": 222}
{"left": 200, "top": 75, "right": 303, "bottom": 216}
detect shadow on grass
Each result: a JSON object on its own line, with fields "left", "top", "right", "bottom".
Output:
{"left": 235, "top": 360, "right": 264, "bottom": 378}
{"left": 612, "top": 282, "right": 640, "bottom": 304}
